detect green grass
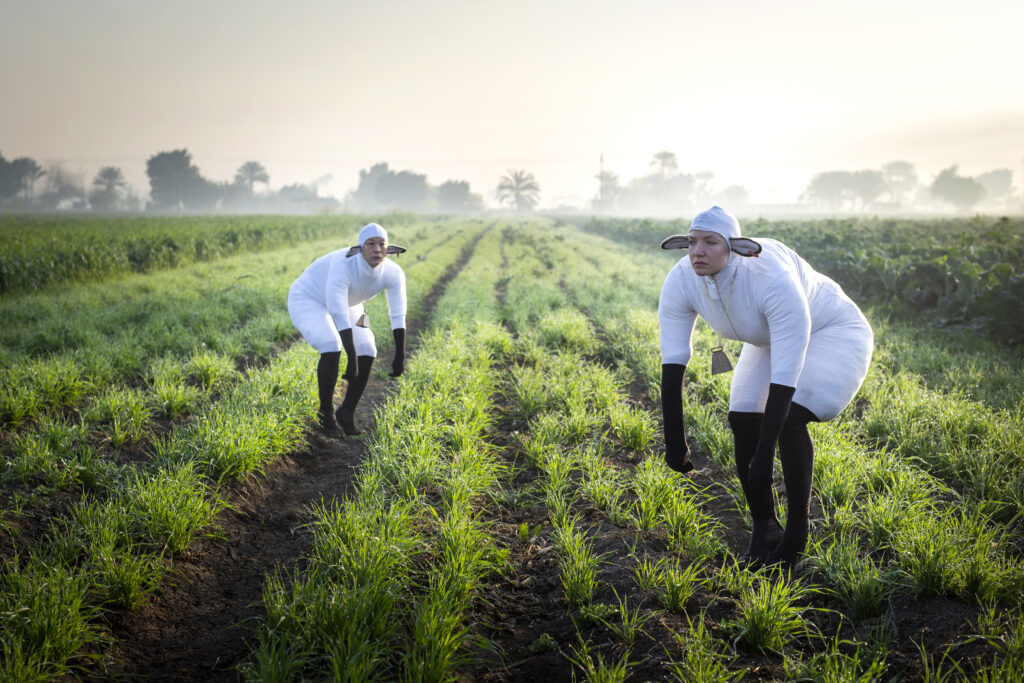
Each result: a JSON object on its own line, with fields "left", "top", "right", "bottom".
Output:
{"left": 6, "top": 215, "right": 1024, "bottom": 679}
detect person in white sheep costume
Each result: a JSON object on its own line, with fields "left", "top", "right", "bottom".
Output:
{"left": 288, "top": 223, "right": 407, "bottom": 437}
{"left": 658, "top": 206, "right": 873, "bottom": 568}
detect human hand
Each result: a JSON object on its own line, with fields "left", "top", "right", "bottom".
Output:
{"left": 665, "top": 441, "right": 694, "bottom": 474}
{"left": 339, "top": 328, "right": 357, "bottom": 379}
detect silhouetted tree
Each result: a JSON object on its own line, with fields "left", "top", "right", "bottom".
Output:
{"left": 278, "top": 183, "right": 318, "bottom": 202}
{"left": 851, "top": 169, "right": 885, "bottom": 210}
{"left": 713, "top": 184, "right": 749, "bottom": 206}
{"left": 10, "top": 157, "right": 45, "bottom": 201}
{"left": 376, "top": 169, "right": 428, "bottom": 210}
{"left": 437, "top": 180, "right": 483, "bottom": 213}
{"left": 650, "top": 151, "right": 678, "bottom": 176}
{"left": 882, "top": 160, "right": 918, "bottom": 206}
{"left": 0, "top": 152, "right": 27, "bottom": 203}
{"left": 0, "top": 154, "right": 11, "bottom": 201}
{"left": 89, "top": 166, "right": 127, "bottom": 211}
{"left": 146, "top": 149, "right": 220, "bottom": 211}
{"left": 347, "top": 163, "right": 390, "bottom": 211}
{"left": 234, "top": 161, "right": 269, "bottom": 195}
{"left": 617, "top": 171, "right": 696, "bottom": 215}
{"left": 0, "top": 155, "right": 45, "bottom": 204}
{"left": 930, "top": 165, "right": 985, "bottom": 211}
{"left": 38, "top": 163, "right": 86, "bottom": 209}
{"left": 802, "top": 170, "right": 855, "bottom": 211}
{"left": 592, "top": 169, "right": 621, "bottom": 212}
{"left": 497, "top": 170, "right": 540, "bottom": 212}
{"left": 693, "top": 171, "right": 715, "bottom": 206}
{"left": 975, "top": 169, "right": 1014, "bottom": 209}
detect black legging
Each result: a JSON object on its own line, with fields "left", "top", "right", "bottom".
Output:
{"left": 777, "top": 402, "right": 818, "bottom": 525}
{"left": 730, "top": 402, "right": 818, "bottom": 565}
{"left": 317, "top": 351, "right": 341, "bottom": 418}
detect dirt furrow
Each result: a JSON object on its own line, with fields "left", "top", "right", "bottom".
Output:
{"left": 92, "top": 224, "right": 491, "bottom": 681}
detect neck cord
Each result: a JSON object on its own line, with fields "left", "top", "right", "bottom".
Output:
{"left": 703, "top": 267, "right": 739, "bottom": 374}
{"left": 704, "top": 268, "right": 739, "bottom": 340}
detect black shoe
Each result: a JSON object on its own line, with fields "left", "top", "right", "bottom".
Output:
{"left": 336, "top": 356, "right": 374, "bottom": 436}
{"left": 317, "top": 409, "right": 343, "bottom": 438}
{"left": 739, "top": 517, "right": 783, "bottom": 568}
{"left": 765, "top": 518, "right": 809, "bottom": 569}
{"left": 335, "top": 406, "right": 362, "bottom": 436}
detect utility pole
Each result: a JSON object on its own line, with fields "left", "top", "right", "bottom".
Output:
{"left": 599, "top": 154, "right": 605, "bottom": 205}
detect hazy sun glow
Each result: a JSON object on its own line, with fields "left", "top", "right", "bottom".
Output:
{"left": 2, "top": 0, "right": 1022, "bottom": 208}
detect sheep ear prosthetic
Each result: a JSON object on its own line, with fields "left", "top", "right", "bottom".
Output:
{"left": 659, "top": 234, "right": 762, "bottom": 257}
{"left": 729, "top": 238, "right": 762, "bottom": 257}
{"left": 346, "top": 244, "right": 408, "bottom": 258}
{"left": 660, "top": 235, "right": 690, "bottom": 250}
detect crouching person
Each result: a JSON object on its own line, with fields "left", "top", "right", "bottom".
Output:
{"left": 288, "top": 223, "right": 408, "bottom": 437}
{"left": 658, "top": 206, "right": 872, "bottom": 569}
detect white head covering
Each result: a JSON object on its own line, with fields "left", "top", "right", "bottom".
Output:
{"left": 659, "top": 206, "right": 761, "bottom": 257}
{"left": 358, "top": 223, "right": 388, "bottom": 245}
{"left": 346, "top": 223, "right": 407, "bottom": 258}
{"left": 689, "top": 206, "right": 740, "bottom": 241}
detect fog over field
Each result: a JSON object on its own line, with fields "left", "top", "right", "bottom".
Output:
{"left": 1, "top": 0, "right": 1022, "bottom": 213}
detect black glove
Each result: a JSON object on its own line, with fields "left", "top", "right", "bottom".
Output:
{"left": 661, "top": 363, "right": 694, "bottom": 473}
{"left": 390, "top": 328, "right": 406, "bottom": 377}
{"left": 747, "top": 383, "right": 796, "bottom": 489}
{"left": 340, "top": 328, "right": 358, "bottom": 380}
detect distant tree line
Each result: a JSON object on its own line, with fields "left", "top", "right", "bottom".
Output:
{"left": 2, "top": 146, "right": 1018, "bottom": 214}
{"left": 802, "top": 161, "right": 1017, "bottom": 213}
{"left": 345, "top": 162, "right": 485, "bottom": 213}
{"left": 588, "top": 152, "right": 1018, "bottom": 215}
{"left": 0, "top": 151, "right": 123, "bottom": 211}
{"left": 588, "top": 151, "right": 748, "bottom": 215}
{"left": 144, "top": 149, "right": 340, "bottom": 213}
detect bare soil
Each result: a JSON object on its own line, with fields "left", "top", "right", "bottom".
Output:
{"left": 23, "top": 221, "right": 1003, "bottom": 681}
{"left": 75, "top": 229, "right": 488, "bottom": 681}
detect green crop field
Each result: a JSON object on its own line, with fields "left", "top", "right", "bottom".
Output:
{"left": 1, "top": 214, "right": 1022, "bottom": 681}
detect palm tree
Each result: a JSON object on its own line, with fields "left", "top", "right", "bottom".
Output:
{"left": 496, "top": 169, "right": 540, "bottom": 212}
{"left": 593, "top": 169, "right": 620, "bottom": 212}
{"left": 650, "top": 151, "right": 678, "bottom": 177}
{"left": 234, "top": 161, "right": 270, "bottom": 195}
{"left": 92, "top": 166, "right": 126, "bottom": 193}
{"left": 10, "top": 157, "right": 45, "bottom": 200}
{"left": 90, "top": 166, "right": 126, "bottom": 211}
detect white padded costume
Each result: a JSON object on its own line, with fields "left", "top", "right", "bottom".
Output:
{"left": 659, "top": 238, "right": 872, "bottom": 421}
{"left": 288, "top": 226, "right": 406, "bottom": 356}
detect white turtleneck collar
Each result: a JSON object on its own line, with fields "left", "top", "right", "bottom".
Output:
{"left": 357, "top": 252, "right": 385, "bottom": 281}
{"left": 700, "top": 254, "right": 740, "bottom": 301}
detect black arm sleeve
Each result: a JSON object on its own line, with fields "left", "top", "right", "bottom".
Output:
{"left": 746, "top": 383, "right": 796, "bottom": 488}
{"left": 661, "top": 363, "right": 694, "bottom": 473}
{"left": 340, "top": 327, "right": 358, "bottom": 379}
{"left": 390, "top": 328, "right": 406, "bottom": 377}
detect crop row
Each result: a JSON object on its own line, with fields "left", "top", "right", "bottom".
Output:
{"left": 0, "top": 213, "right": 422, "bottom": 295}
{"left": 546, "top": 221, "right": 1022, "bottom": 678}
{"left": 0, "top": 217, "right": 478, "bottom": 431}
{"left": 241, "top": 218, "right": 1024, "bottom": 679}
{"left": 552, "top": 220, "right": 1024, "bottom": 526}
{"left": 244, "top": 224, "right": 508, "bottom": 679}
{"left": 572, "top": 214, "right": 1024, "bottom": 345}
{"left": 0, "top": 218, "right": 487, "bottom": 680}
{"left": 4, "top": 215, "right": 1022, "bottom": 679}
{"left": 245, "top": 219, "right": 1022, "bottom": 679}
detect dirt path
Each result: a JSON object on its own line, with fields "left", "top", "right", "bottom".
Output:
{"left": 92, "top": 227, "right": 489, "bottom": 681}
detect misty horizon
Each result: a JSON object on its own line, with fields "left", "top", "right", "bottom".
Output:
{"left": 2, "top": 1, "right": 1022, "bottom": 214}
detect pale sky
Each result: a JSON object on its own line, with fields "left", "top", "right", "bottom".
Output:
{"left": 2, "top": 0, "right": 1022, "bottom": 207}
